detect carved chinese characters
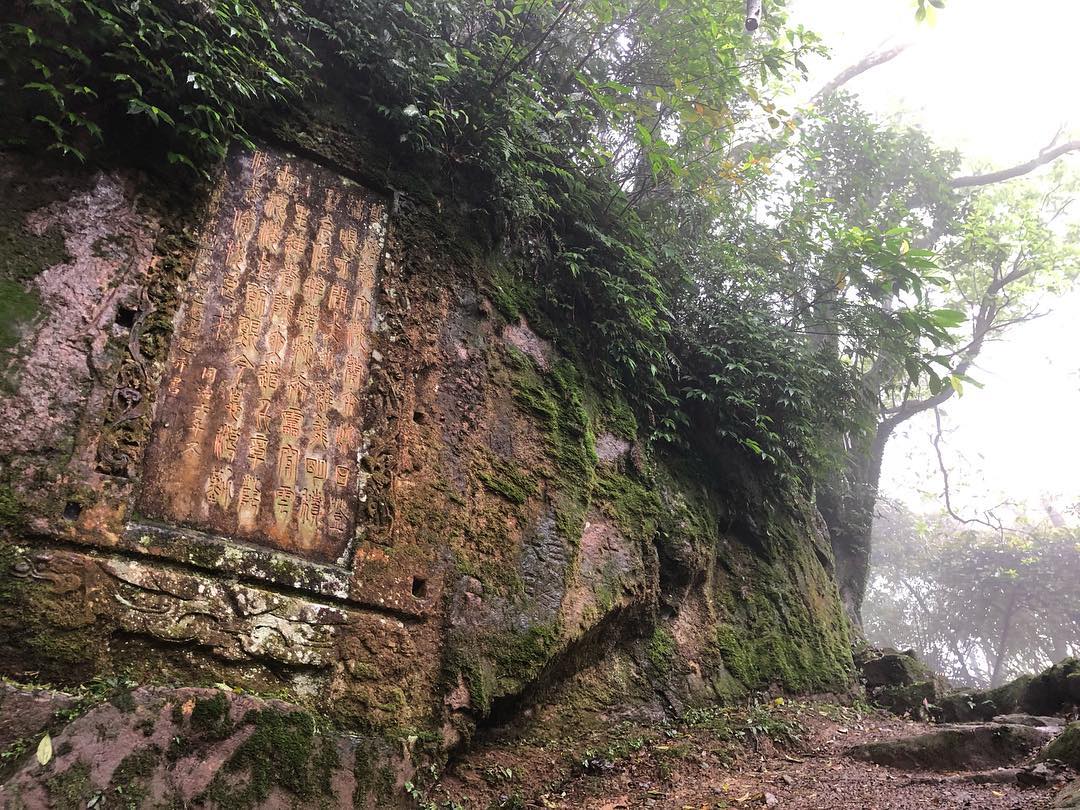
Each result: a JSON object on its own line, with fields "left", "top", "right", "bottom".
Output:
{"left": 138, "top": 149, "right": 386, "bottom": 563}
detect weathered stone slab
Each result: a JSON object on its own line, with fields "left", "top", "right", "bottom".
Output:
{"left": 138, "top": 149, "right": 387, "bottom": 564}
{"left": 994, "top": 713, "right": 1067, "bottom": 728}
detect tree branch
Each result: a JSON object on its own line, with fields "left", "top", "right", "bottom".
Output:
{"left": 811, "top": 43, "right": 911, "bottom": 105}
{"left": 951, "top": 139, "right": 1080, "bottom": 188}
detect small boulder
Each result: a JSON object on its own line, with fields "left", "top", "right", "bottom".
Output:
{"left": 849, "top": 723, "right": 1056, "bottom": 772}
{"left": 858, "top": 648, "right": 938, "bottom": 689}
{"left": 1056, "top": 778, "right": 1080, "bottom": 809}
{"left": 1016, "top": 762, "right": 1059, "bottom": 787}
{"left": 873, "top": 681, "right": 941, "bottom": 721}
{"left": 936, "top": 659, "right": 1080, "bottom": 723}
{"left": 857, "top": 647, "right": 949, "bottom": 719}
{"left": 938, "top": 677, "right": 1032, "bottom": 723}
{"left": 1068, "top": 672, "right": 1080, "bottom": 702}
{"left": 1025, "top": 659, "right": 1080, "bottom": 715}
{"left": 1040, "top": 722, "right": 1080, "bottom": 770}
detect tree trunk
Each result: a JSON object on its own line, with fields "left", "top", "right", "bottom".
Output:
{"left": 1050, "top": 631, "right": 1071, "bottom": 666}
{"left": 818, "top": 419, "right": 894, "bottom": 627}
{"left": 990, "top": 592, "right": 1018, "bottom": 687}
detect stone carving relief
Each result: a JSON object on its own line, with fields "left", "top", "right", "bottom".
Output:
{"left": 10, "top": 550, "right": 356, "bottom": 668}
{"left": 138, "top": 149, "right": 387, "bottom": 564}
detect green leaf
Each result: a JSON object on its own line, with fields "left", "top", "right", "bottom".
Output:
{"left": 931, "top": 308, "right": 967, "bottom": 328}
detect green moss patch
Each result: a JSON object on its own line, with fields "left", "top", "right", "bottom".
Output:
{"left": 506, "top": 350, "right": 597, "bottom": 544}
{"left": 0, "top": 178, "right": 70, "bottom": 285}
{"left": 45, "top": 759, "right": 93, "bottom": 810}
{"left": 107, "top": 746, "right": 160, "bottom": 808}
{"left": 476, "top": 453, "right": 537, "bottom": 506}
{"left": 646, "top": 627, "right": 676, "bottom": 674}
{"left": 0, "top": 279, "right": 41, "bottom": 354}
{"left": 201, "top": 708, "right": 340, "bottom": 809}
{"left": 453, "top": 622, "right": 562, "bottom": 715}
{"left": 190, "top": 690, "right": 233, "bottom": 740}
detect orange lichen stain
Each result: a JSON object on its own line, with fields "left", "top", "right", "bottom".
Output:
{"left": 354, "top": 547, "right": 390, "bottom": 563}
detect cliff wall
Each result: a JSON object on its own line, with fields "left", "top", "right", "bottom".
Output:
{"left": 0, "top": 143, "right": 853, "bottom": 806}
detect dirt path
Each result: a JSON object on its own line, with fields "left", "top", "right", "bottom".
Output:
{"left": 425, "top": 701, "right": 1061, "bottom": 809}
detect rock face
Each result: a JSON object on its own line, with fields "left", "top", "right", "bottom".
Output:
{"left": 848, "top": 723, "right": 1058, "bottom": 772}
{"left": 0, "top": 683, "right": 76, "bottom": 752}
{"left": 0, "top": 146, "right": 855, "bottom": 804}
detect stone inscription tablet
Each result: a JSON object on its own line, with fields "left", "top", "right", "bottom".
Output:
{"left": 138, "top": 149, "right": 386, "bottom": 564}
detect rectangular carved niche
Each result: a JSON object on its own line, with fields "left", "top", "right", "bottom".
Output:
{"left": 138, "top": 149, "right": 386, "bottom": 564}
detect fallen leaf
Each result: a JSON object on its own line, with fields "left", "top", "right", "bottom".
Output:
{"left": 36, "top": 733, "right": 52, "bottom": 766}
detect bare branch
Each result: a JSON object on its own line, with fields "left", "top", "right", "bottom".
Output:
{"left": 951, "top": 139, "right": 1080, "bottom": 189}
{"left": 811, "top": 43, "right": 911, "bottom": 105}
{"left": 932, "top": 407, "right": 1006, "bottom": 538}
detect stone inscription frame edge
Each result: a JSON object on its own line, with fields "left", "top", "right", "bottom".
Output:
{"left": 115, "top": 145, "right": 393, "bottom": 605}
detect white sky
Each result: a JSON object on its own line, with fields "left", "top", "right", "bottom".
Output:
{"left": 788, "top": 0, "right": 1080, "bottom": 519}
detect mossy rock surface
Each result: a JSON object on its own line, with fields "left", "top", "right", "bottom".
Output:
{"left": 873, "top": 680, "right": 941, "bottom": 720}
{"left": 1041, "top": 722, "right": 1080, "bottom": 770}
{"left": 0, "top": 684, "right": 408, "bottom": 808}
{"left": 859, "top": 649, "right": 939, "bottom": 689}
{"left": 939, "top": 659, "right": 1080, "bottom": 722}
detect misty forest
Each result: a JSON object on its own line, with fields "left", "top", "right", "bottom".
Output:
{"left": 0, "top": 0, "right": 1078, "bottom": 807}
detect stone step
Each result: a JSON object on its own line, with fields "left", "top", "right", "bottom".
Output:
{"left": 993, "top": 713, "right": 1068, "bottom": 728}
{"left": 848, "top": 723, "right": 1060, "bottom": 772}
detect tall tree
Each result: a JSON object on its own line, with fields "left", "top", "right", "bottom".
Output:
{"left": 746, "top": 58, "right": 1080, "bottom": 619}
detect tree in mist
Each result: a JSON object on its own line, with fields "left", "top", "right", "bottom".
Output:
{"left": 763, "top": 77, "right": 1080, "bottom": 620}
{"left": 865, "top": 499, "right": 1080, "bottom": 687}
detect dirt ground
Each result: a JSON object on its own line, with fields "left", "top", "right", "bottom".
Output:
{"left": 422, "top": 700, "right": 1062, "bottom": 809}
